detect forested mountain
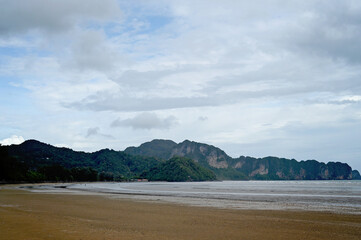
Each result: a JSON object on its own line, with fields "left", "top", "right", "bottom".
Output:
{"left": 1, "top": 140, "right": 160, "bottom": 182}
{"left": 125, "top": 139, "right": 178, "bottom": 160}
{"left": 0, "top": 140, "right": 216, "bottom": 182}
{"left": 352, "top": 170, "right": 361, "bottom": 179}
{"left": 140, "top": 156, "right": 217, "bottom": 182}
{"left": 126, "top": 139, "right": 360, "bottom": 180}
{"left": 1, "top": 139, "right": 360, "bottom": 183}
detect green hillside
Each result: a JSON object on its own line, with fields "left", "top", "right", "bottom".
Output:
{"left": 125, "top": 139, "right": 177, "bottom": 159}
{"left": 1, "top": 140, "right": 160, "bottom": 182}
{"left": 125, "top": 139, "right": 357, "bottom": 180}
{"left": 141, "top": 156, "right": 217, "bottom": 182}
{"left": 1, "top": 139, "right": 359, "bottom": 183}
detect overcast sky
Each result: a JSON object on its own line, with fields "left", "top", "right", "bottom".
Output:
{"left": 1, "top": 0, "right": 361, "bottom": 170}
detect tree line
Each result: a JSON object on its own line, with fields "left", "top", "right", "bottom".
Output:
{"left": 0, "top": 146, "right": 127, "bottom": 183}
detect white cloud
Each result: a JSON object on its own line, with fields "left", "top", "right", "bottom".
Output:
{"left": 340, "top": 95, "right": 361, "bottom": 102}
{"left": 1, "top": 0, "right": 361, "bottom": 171}
{"left": 86, "top": 127, "right": 114, "bottom": 139}
{"left": 0, "top": 135, "right": 25, "bottom": 145}
{"left": 111, "top": 112, "right": 177, "bottom": 130}
{"left": 62, "top": 1, "right": 361, "bottom": 113}
{"left": 62, "top": 30, "right": 123, "bottom": 73}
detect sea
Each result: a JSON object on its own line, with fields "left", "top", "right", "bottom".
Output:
{"left": 59, "top": 180, "right": 361, "bottom": 214}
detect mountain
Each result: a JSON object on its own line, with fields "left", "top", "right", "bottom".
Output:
{"left": 1, "top": 139, "right": 358, "bottom": 182}
{"left": 125, "top": 139, "right": 177, "bottom": 160}
{"left": 352, "top": 170, "right": 361, "bottom": 180}
{"left": 1, "top": 140, "right": 161, "bottom": 182}
{"left": 125, "top": 139, "right": 356, "bottom": 180}
{"left": 140, "top": 156, "right": 217, "bottom": 182}
{"left": 125, "top": 139, "right": 231, "bottom": 168}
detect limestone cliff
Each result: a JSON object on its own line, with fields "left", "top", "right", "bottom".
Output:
{"left": 125, "top": 139, "right": 356, "bottom": 180}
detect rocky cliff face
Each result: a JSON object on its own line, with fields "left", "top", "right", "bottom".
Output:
{"left": 125, "top": 139, "right": 356, "bottom": 180}
{"left": 169, "top": 140, "right": 230, "bottom": 169}
{"left": 230, "top": 156, "right": 353, "bottom": 180}
{"left": 126, "top": 139, "right": 231, "bottom": 169}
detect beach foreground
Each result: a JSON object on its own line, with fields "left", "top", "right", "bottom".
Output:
{"left": 0, "top": 188, "right": 360, "bottom": 240}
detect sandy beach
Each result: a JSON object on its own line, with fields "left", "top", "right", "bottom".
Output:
{"left": 0, "top": 186, "right": 360, "bottom": 240}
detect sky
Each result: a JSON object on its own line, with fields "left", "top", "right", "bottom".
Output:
{"left": 1, "top": 0, "right": 361, "bottom": 171}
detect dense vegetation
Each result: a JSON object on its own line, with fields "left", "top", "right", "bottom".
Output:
{"left": 141, "top": 156, "right": 217, "bottom": 182}
{"left": 232, "top": 156, "right": 354, "bottom": 180}
{"left": 0, "top": 140, "right": 160, "bottom": 183}
{"left": 126, "top": 139, "right": 359, "bottom": 180}
{"left": 1, "top": 139, "right": 360, "bottom": 183}
{"left": 0, "top": 146, "right": 97, "bottom": 182}
{"left": 0, "top": 141, "right": 216, "bottom": 183}
{"left": 125, "top": 139, "right": 177, "bottom": 160}
{"left": 352, "top": 170, "right": 361, "bottom": 179}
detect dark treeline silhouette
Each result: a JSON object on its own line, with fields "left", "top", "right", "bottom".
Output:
{"left": 1, "top": 145, "right": 110, "bottom": 183}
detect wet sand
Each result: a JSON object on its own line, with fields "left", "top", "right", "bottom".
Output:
{"left": 67, "top": 181, "right": 361, "bottom": 214}
{"left": 0, "top": 187, "right": 360, "bottom": 240}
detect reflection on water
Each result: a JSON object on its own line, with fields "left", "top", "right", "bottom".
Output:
{"left": 65, "top": 181, "right": 361, "bottom": 214}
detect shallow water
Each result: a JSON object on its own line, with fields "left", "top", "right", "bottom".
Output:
{"left": 64, "top": 180, "right": 361, "bottom": 214}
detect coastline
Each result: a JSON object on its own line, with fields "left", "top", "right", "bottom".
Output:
{"left": 1, "top": 185, "right": 360, "bottom": 240}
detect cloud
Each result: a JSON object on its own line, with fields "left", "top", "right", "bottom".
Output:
{"left": 198, "top": 116, "right": 208, "bottom": 121}
{"left": 62, "top": 30, "right": 121, "bottom": 72}
{"left": 86, "top": 127, "right": 114, "bottom": 139}
{"left": 0, "top": 135, "right": 25, "bottom": 145}
{"left": 114, "top": 69, "right": 176, "bottom": 89}
{"left": 0, "top": 0, "right": 122, "bottom": 36}
{"left": 111, "top": 112, "right": 177, "bottom": 130}
{"left": 86, "top": 127, "right": 100, "bottom": 137}
{"left": 66, "top": 94, "right": 215, "bottom": 112}
{"left": 64, "top": 58, "right": 361, "bottom": 112}
{"left": 282, "top": 1, "right": 361, "bottom": 64}
{"left": 2, "top": 1, "right": 361, "bottom": 171}
{"left": 60, "top": 1, "right": 361, "bottom": 112}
